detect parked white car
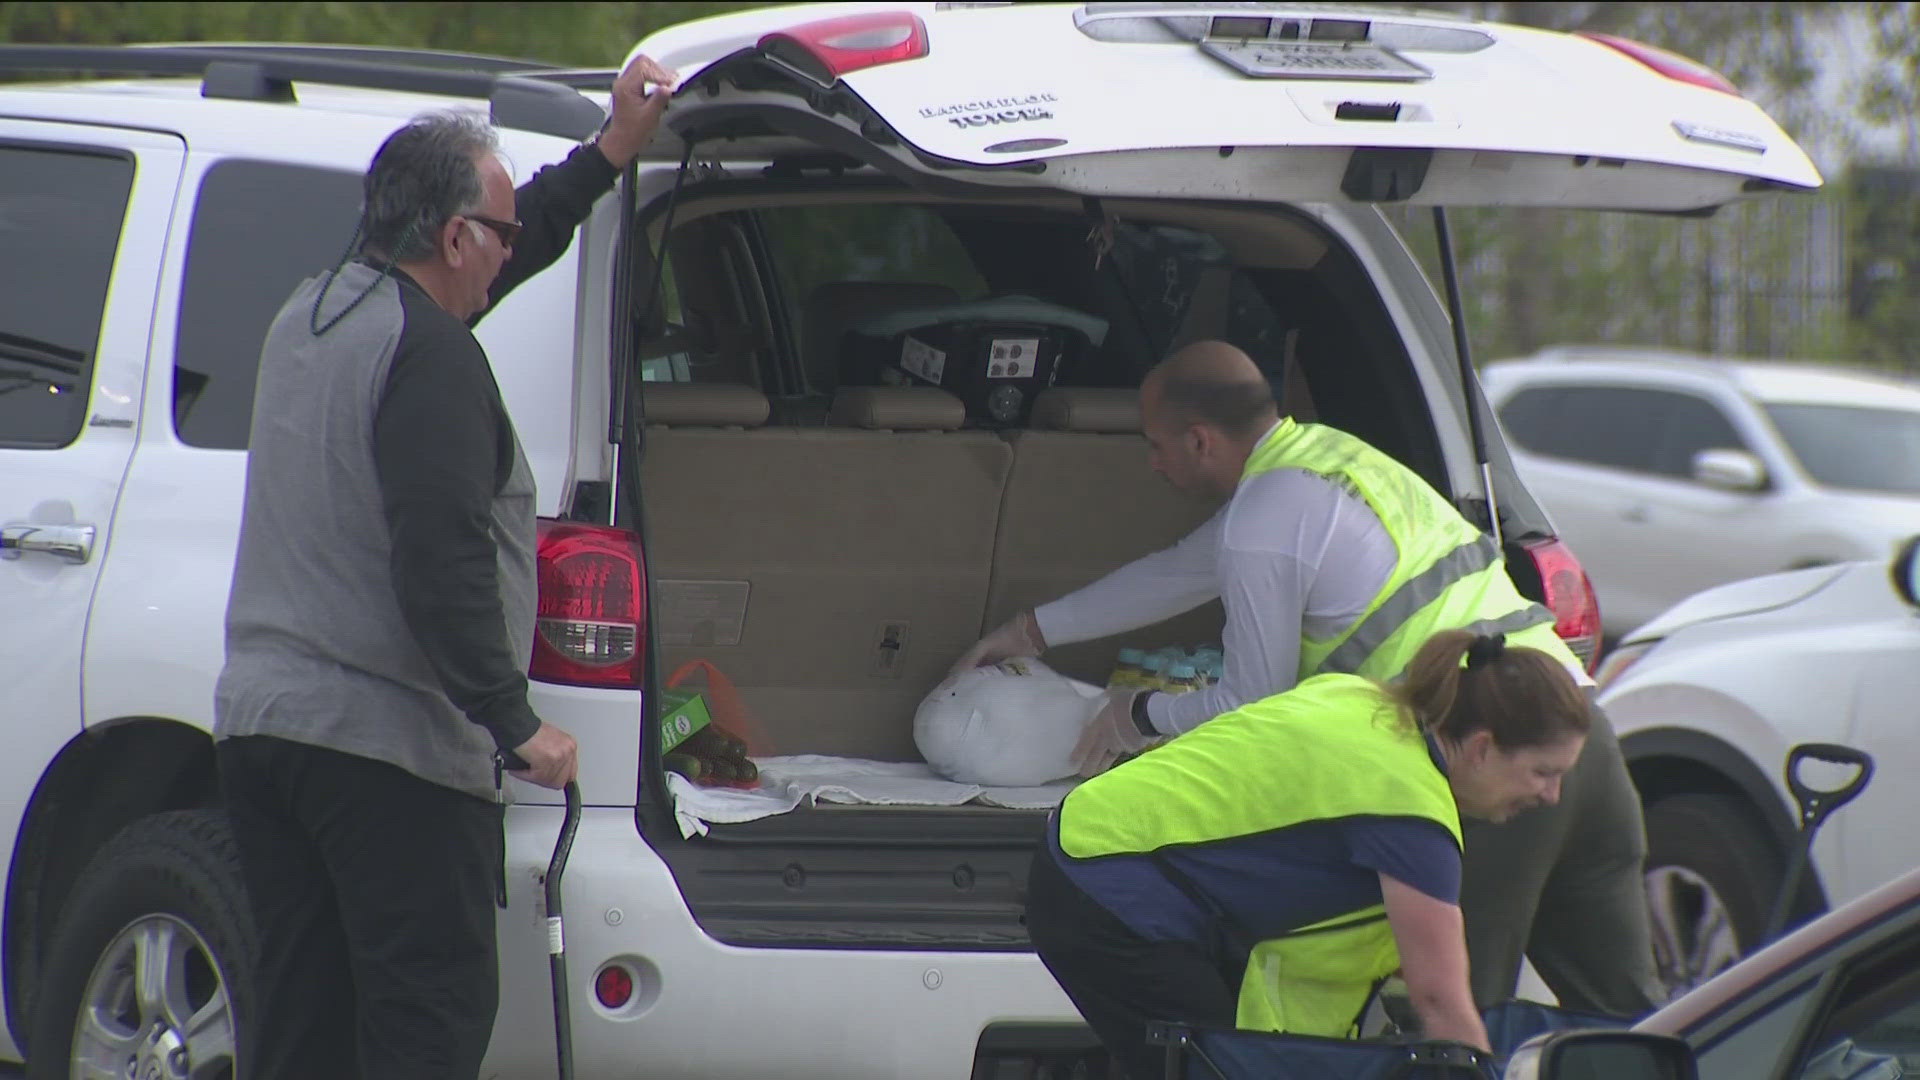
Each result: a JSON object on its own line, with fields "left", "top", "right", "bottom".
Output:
{"left": 1597, "top": 537, "right": 1920, "bottom": 1000}
{"left": 1482, "top": 349, "right": 1920, "bottom": 638}
{"left": 0, "top": 5, "right": 1819, "bottom": 1077}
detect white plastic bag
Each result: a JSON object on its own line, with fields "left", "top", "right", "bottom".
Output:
{"left": 914, "top": 659, "right": 1104, "bottom": 787}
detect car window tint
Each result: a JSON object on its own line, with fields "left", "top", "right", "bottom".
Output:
{"left": 0, "top": 145, "right": 134, "bottom": 448}
{"left": 756, "top": 204, "right": 987, "bottom": 394}
{"left": 1792, "top": 933, "right": 1920, "bottom": 1078}
{"left": 1496, "top": 386, "right": 1565, "bottom": 454}
{"left": 1691, "top": 977, "right": 1825, "bottom": 1080}
{"left": 1507, "top": 385, "right": 1671, "bottom": 474}
{"left": 642, "top": 215, "right": 774, "bottom": 387}
{"left": 175, "top": 160, "right": 363, "bottom": 450}
{"left": 1656, "top": 394, "right": 1747, "bottom": 479}
{"left": 1767, "top": 403, "right": 1920, "bottom": 496}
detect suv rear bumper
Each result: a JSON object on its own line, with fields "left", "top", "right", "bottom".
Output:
{"left": 491, "top": 805, "right": 1081, "bottom": 1079}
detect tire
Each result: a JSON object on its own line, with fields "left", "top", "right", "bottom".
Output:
{"left": 27, "top": 810, "right": 256, "bottom": 1080}
{"left": 1643, "top": 793, "right": 1784, "bottom": 1001}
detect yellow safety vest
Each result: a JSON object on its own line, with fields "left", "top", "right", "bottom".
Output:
{"left": 1058, "top": 674, "right": 1462, "bottom": 1037}
{"left": 1241, "top": 418, "right": 1580, "bottom": 682}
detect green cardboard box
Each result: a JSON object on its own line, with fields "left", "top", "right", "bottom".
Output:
{"left": 658, "top": 688, "right": 713, "bottom": 755}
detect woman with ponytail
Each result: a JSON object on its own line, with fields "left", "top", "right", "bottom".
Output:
{"left": 1026, "top": 629, "right": 1592, "bottom": 1079}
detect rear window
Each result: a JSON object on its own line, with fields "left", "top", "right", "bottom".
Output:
{"left": 0, "top": 144, "right": 133, "bottom": 449}
{"left": 174, "top": 160, "right": 363, "bottom": 449}
{"left": 1766, "top": 402, "right": 1920, "bottom": 495}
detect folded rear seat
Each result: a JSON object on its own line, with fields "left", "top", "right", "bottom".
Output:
{"left": 982, "top": 388, "right": 1226, "bottom": 686}
{"left": 639, "top": 382, "right": 1011, "bottom": 761}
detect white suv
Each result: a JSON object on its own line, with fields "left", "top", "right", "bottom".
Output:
{"left": 1483, "top": 348, "right": 1920, "bottom": 639}
{"left": 0, "top": 6, "right": 1818, "bottom": 1078}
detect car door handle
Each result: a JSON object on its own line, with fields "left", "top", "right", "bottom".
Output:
{"left": 1621, "top": 505, "right": 1649, "bottom": 523}
{"left": 0, "top": 522, "right": 96, "bottom": 565}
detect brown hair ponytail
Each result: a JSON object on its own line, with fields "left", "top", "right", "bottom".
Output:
{"left": 1390, "top": 629, "right": 1592, "bottom": 750}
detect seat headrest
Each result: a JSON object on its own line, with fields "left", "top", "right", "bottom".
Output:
{"left": 1031, "top": 388, "right": 1140, "bottom": 433}
{"left": 829, "top": 387, "right": 966, "bottom": 431}
{"left": 642, "top": 383, "right": 769, "bottom": 427}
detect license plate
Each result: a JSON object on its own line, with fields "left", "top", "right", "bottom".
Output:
{"left": 1201, "top": 40, "right": 1431, "bottom": 82}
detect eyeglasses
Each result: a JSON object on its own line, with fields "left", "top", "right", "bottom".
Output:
{"left": 465, "top": 213, "right": 522, "bottom": 248}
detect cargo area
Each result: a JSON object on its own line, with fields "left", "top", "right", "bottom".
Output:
{"left": 640, "top": 380, "right": 1225, "bottom": 762}
{"left": 628, "top": 188, "right": 1453, "bottom": 824}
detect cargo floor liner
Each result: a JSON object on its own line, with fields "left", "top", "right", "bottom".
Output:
{"left": 665, "top": 754, "right": 1076, "bottom": 837}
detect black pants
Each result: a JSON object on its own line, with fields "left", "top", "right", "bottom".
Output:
{"left": 217, "top": 736, "right": 505, "bottom": 1080}
{"left": 1459, "top": 698, "right": 1664, "bottom": 1017}
{"left": 1025, "top": 847, "right": 1238, "bottom": 1080}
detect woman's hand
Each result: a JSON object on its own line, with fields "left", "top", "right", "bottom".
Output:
{"left": 1380, "top": 873, "right": 1490, "bottom": 1053}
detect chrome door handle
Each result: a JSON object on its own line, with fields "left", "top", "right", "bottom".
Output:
{"left": 0, "top": 522, "right": 96, "bottom": 564}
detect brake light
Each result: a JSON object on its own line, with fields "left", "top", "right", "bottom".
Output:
{"left": 1521, "top": 537, "right": 1603, "bottom": 672}
{"left": 1577, "top": 32, "right": 1738, "bottom": 95}
{"left": 759, "top": 11, "right": 929, "bottom": 84}
{"left": 531, "top": 519, "right": 646, "bottom": 689}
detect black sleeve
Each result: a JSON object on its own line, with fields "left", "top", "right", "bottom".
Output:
{"left": 478, "top": 141, "right": 620, "bottom": 320}
{"left": 374, "top": 291, "right": 542, "bottom": 752}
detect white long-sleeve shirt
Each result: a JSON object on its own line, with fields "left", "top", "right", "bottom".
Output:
{"left": 1034, "top": 426, "right": 1399, "bottom": 735}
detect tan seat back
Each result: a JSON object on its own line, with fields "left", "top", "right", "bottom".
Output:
{"left": 640, "top": 384, "right": 1010, "bottom": 760}
{"left": 985, "top": 388, "right": 1225, "bottom": 685}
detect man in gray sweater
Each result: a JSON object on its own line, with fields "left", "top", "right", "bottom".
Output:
{"left": 214, "top": 55, "right": 671, "bottom": 1079}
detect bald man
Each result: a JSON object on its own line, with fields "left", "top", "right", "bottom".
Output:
{"left": 954, "top": 340, "right": 1661, "bottom": 1020}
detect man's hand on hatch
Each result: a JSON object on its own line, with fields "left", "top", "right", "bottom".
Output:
{"left": 594, "top": 54, "right": 678, "bottom": 170}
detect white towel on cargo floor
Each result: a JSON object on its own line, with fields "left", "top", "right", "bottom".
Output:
{"left": 666, "top": 754, "right": 1077, "bottom": 838}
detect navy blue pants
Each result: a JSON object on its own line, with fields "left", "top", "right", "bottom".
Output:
{"left": 1025, "top": 846, "right": 1239, "bottom": 1080}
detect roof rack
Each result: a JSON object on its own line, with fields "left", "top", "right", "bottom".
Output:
{"left": 0, "top": 44, "right": 606, "bottom": 140}
{"left": 124, "top": 42, "right": 570, "bottom": 75}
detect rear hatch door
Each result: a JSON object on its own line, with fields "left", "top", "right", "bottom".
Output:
{"left": 635, "top": 1, "right": 1821, "bottom": 209}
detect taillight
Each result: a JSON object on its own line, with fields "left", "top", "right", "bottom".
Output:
{"left": 1577, "top": 32, "right": 1739, "bottom": 96}
{"left": 531, "top": 519, "right": 645, "bottom": 689}
{"left": 1521, "top": 537, "right": 1602, "bottom": 672}
{"left": 759, "top": 11, "right": 929, "bottom": 84}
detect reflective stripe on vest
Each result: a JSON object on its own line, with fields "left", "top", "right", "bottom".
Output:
{"left": 1239, "top": 418, "right": 1578, "bottom": 681}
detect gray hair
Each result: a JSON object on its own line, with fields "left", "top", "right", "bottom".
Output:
{"left": 360, "top": 110, "right": 499, "bottom": 262}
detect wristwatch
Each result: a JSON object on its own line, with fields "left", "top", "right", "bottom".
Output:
{"left": 1129, "top": 692, "right": 1158, "bottom": 737}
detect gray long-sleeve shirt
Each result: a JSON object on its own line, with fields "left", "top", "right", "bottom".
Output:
{"left": 214, "top": 144, "right": 616, "bottom": 799}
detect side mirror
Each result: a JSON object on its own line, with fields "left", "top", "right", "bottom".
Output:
{"left": 1893, "top": 535, "right": 1920, "bottom": 610}
{"left": 1691, "top": 448, "right": 1768, "bottom": 493}
{"left": 1503, "top": 1029, "right": 1696, "bottom": 1080}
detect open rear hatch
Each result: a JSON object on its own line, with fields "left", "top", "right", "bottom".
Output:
{"left": 620, "top": 1, "right": 1821, "bottom": 951}
{"left": 638, "top": 2, "right": 1820, "bottom": 208}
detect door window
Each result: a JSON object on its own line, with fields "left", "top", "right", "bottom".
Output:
{"left": 1654, "top": 394, "right": 1748, "bottom": 480}
{"left": 1790, "top": 934, "right": 1920, "bottom": 1079}
{"left": 0, "top": 144, "right": 135, "bottom": 448}
{"left": 1498, "top": 384, "right": 1670, "bottom": 474}
{"left": 174, "top": 160, "right": 364, "bottom": 449}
